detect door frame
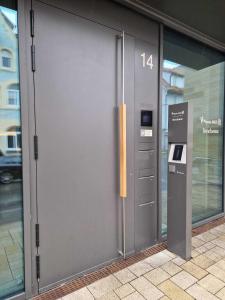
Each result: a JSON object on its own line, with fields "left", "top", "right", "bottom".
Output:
{"left": 16, "top": 0, "right": 225, "bottom": 299}
{"left": 18, "top": 0, "right": 37, "bottom": 298}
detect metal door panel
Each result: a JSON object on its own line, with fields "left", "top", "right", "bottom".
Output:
{"left": 33, "top": 1, "right": 120, "bottom": 290}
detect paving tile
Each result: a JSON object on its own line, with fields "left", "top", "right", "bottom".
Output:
{"left": 212, "top": 239, "right": 225, "bottom": 249}
{"left": 62, "top": 287, "right": 94, "bottom": 300}
{"left": 195, "top": 246, "right": 208, "bottom": 254}
{"left": 128, "top": 261, "right": 153, "bottom": 277}
{"left": 97, "top": 291, "right": 120, "bottom": 300}
{"left": 182, "top": 261, "right": 208, "bottom": 279}
{"left": 204, "top": 248, "right": 223, "bottom": 262}
{"left": 162, "top": 249, "right": 176, "bottom": 258}
{"left": 198, "top": 274, "right": 225, "bottom": 294}
{"left": 215, "top": 259, "right": 225, "bottom": 272}
{"left": 161, "top": 261, "right": 182, "bottom": 276}
{"left": 158, "top": 279, "right": 193, "bottom": 300}
{"left": 204, "top": 242, "right": 216, "bottom": 250}
{"left": 191, "top": 254, "right": 215, "bottom": 269}
{"left": 192, "top": 249, "right": 201, "bottom": 257}
{"left": 115, "top": 283, "right": 135, "bottom": 299}
{"left": 172, "top": 257, "right": 186, "bottom": 266}
{"left": 144, "top": 268, "right": 170, "bottom": 286}
{"left": 187, "top": 284, "right": 219, "bottom": 300}
{"left": 88, "top": 275, "right": 121, "bottom": 298}
{"left": 123, "top": 291, "right": 145, "bottom": 300}
{"left": 213, "top": 246, "right": 225, "bottom": 257}
{"left": 197, "top": 232, "right": 217, "bottom": 242}
{"left": 114, "top": 268, "right": 136, "bottom": 284}
{"left": 192, "top": 237, "right": 205, "bottom": 248}
{"left": 171, "top": 270, "right": 198, "bottom": 289}
{"left": 144, "top": 252, "right": 172, "bottom": 268}
{"left": 217, "top": 287, "right": 225, "bottom": 300}
{"left": 209, "top": 228, "right": 224, "bottom": 237}
{"left": 215, "top": 225, "right": 225, "bottom": 233}
{"left": 130, "top": 276, "right": 164, "bottom": 300}
{"left": 207, "top": 264, "right": 225, "bottom": 282}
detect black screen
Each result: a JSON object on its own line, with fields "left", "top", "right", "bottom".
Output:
{"left": 173, "top": 145, "right": 183, "bottom": 161}
{"left": 141, "top": 110, "right": 152, "bottom": 127}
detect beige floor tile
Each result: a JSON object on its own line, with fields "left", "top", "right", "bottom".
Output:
{"left": 123, "top": 291, "right": 145, "bottom": 300}
{"left": 88, "top": 275, "right": 121, "bottom": 298}
{"left": 171, "top": 270, "right": 198, "bottom": 289}
{"left": 172, "top": 257, "right": 186, "bottom": 266}
{"left": 62, "top": 287, "right": 94, "bottom": 300}
{"left": 115, "top": 283, "right": 135, "bottom": 299}
{"left": 198, "top": 274, "right": 225, "bottom": 294}
{"left": 182, "top": 261, "right": 208, "bottom": 279}
{"left": 144, "top": 252, "right": 172, "bottom": 268}
{"left": 207, "top": 264, "right": 225, "bottom": 282}
{"left": 144, "top": 268, "right": 170, "bottom": 286}
{"left": 215, "top": 225, "right": 225, "bottom": 233}
{"left": 160, "top": 297, "right": 170, "bottom": 300}
{"left": 128, "top": 261, "right": 153, "bottom": 277}
{"left": 192, "top": 254, "right": 215, "bottom": 269}
{"left": 192, "top": 237, "right": 205, "bottom": 248}
{"left": 209, "top": 228, "right": 224, "bottom": 237}
{"left": 204, "top": 242, "right": 215, "bottom": 250}
{"left": 215, "top": 259, "right": 225, "bottom": 272}
{"left": 187, "top": 284, "right": 218, "bottom": 300}
{"left": 197, "top": 232, "right": 217, "bottom": 242}
{"left": 217, "top": 287, "right": 225, "bottom": 300}
{"left": 213, "top": 246, "right": 225, "bottom": 257}
{"left": 130, "top": 276, "right": 164, "bottom": 300}
{"left": 192, "top": 249, "right": 201, "bottom": 257}
{"left": 212, "top": 239, "right": 225, "bottom": 249}
{"left": 204, "top": 249, "right": 223, "bottom": 262}
{"left": 195, "top": 246, "right": 208, "bottom": 254}
{"left": 114, "top": 268, "right": 136, "bottom": 284}
{"left": 161, "top": 261, "right": 182, "bottom": 276}
{"left": 97, "top": 291, "right": 119, "bottom": 300}
{"left": 158, "top": 280, "right": 193, "bottom": 300}
{"left": 162, "top": 249, "right": 176, "bottom": 259}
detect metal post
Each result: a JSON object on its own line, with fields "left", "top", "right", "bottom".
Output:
{"left": 121, "top": 31, "right": 126, "bottom": 259}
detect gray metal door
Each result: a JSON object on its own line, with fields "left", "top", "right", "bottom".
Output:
{"left": 33, "top": 1, "right": 122, "bottom": 291}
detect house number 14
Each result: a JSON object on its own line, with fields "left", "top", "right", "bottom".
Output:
{"left": 141, "top": 53, "right": 153, "bottom": 69}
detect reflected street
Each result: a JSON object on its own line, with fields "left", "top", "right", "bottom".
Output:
{"left": 0, "top": 182, "right": 22, "bottom": 225}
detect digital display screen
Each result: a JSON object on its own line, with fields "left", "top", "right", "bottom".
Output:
{"left": 173, "top": 145, "right": 183, "bottom": 161}
{"left": 141, "top": 110, "right": 152, "bottom": 127}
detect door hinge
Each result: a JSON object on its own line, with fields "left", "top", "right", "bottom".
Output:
{"left": 36, "top": 255, "right": 40, "bottom": 280}
{"left": 31, "top": 44, "right": 36, "bottom": 72}
{"left": 35, "top": 223, "right": 40, "bottom": 248}
{"left": 34, "top": 135, "right": 38, "bottom": 160}
{"left": 30, "top": 9, "right": 34, "bottom": 37}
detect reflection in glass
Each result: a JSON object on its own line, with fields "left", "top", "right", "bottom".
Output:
{"left": 162, "top": 28, "right": 225, "bottom": 234}
{"left": 0, "top": 5, "right": 24, "bottom": 299}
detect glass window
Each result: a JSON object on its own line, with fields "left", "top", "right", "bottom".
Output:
{"left": 0, "top": 3, "right": 24, "bottom": 299}
{"left": 8, "top": 89, "right": 19, "bottom": 105}
{"left": 2, "top": 49, "right": 12, "bottom": 68}
{"left": 161, "top": 28, "right": 225, "bottom": 234}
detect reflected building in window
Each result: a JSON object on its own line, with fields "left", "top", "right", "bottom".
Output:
{"left": 0, "top": 6, "right": 24, "bottom": 300}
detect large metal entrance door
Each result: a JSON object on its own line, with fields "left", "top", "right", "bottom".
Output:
{"left": 32, "top": 1, "right": 122, "bottom": 291}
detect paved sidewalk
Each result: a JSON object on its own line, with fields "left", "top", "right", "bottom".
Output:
{"left": 60, "top": 223, "right": 225, "bottom": 300}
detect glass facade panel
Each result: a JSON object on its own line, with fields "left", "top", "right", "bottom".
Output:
{"left": 161, "top": 28, "right": 225, "bottom": 234}
{"left": 0, "top": 3, "right": 24, "bottom": 299}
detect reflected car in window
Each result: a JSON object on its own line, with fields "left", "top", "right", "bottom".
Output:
{"left": 0, "top": 155, "right": 22, "bottom": 184}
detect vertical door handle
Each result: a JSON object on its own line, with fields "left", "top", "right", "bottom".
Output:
{"left": 119, "top": 103, "right": 127, "bottom": 197}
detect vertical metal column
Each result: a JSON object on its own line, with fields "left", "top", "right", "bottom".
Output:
{"left": 119, "top": 31, "right": 127, "bottom": 259}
